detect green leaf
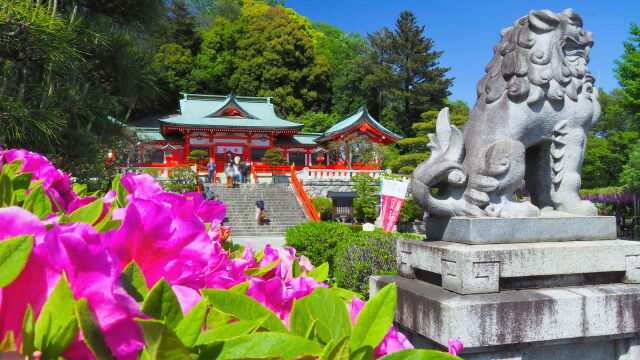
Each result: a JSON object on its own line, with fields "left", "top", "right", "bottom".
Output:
{"left": 321, "top": 336, "right": 351, "bottom": 360}
{"left": 292, "top": 257, "right": 302, "bottom": 277}
{"left": 34, "top": 274, "right": 79, "bottom": 358}
{"left": 3, "top": 159, "right": 23, "bottom": 176}
{"left": 350, "top": 346, "right": 374, "bottom": 360}
{"left": 71, "top": 183, "right": 88, "bottom": 198}
{"left": 228, "top": 281, "right": 249, "bottom": 295}
{"left": 214, "top": 333, "right": 323, "bottom": 360}
{"left": 307, "top": 262, "right": 330, "bottom": 282}
{"left": 201, "top": 289, "right": 287, "bottom": 333}
{"left": 22, "top": 186, "right": 52, "bottom": 220}
{"left": 376, "top": 349, "right": 462, "bottom": 360}
{"left": 351, "top": 283, "right": 397, "bottom": 351}
{"left": 21, "top": 305, "right": 34, "bottom": 356}
{"left": 195, "top": 319, "right": 263, "bottom": 345}
{"left": 120, "top": 261, "right": 149, "bottom": 302}
{"left": 243, "top": 258, "right": 280, "bottom": 276}
{"left": 0, "top": 331, "right": 15, "bottom": 352}
{"left": 175, "top": 300, "right": 207, "bottom": 348}
{"left": 0, "top": 235, "right": 34, "bottom": 288}
{"left": 0, "top": 172, "right": 12, "bottom": 207}
{"left": 135, "top": 319, "right": 190, "bottom": 360}
{"left": 290, "top": 287, "right": 351, "bottom": 344}
{"left": 64, "top": 198, "right": 104, "bottom": 225}
{"left": 95, "top": 219, "right": 122, "bottom": 233}
{"left": 331, "top": 287, "right": 364, "bottom": 300}
{"left": 75, "top": 298, "right": 114, "bottom": 359}
{"left": 111, "top": 175, "right": 128, "bottom": 208}
{"left": 141, "top": 279, "right": 183, "bottom": 329}
{"left": 11, "top": 172, "right": 33, "bottom": 204}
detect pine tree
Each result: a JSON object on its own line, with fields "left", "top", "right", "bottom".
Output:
{"left": 615, "top": 23, "right": 640, "bottom": 119}
{"left": 367, "top": 11, "right": 453, "bottom": 136}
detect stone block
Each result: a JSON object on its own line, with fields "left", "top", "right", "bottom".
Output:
{"left": 425, "top": 216, "right": 616, "bottom": 244}
{"left": 397, "top": 239, "right": 640, "bottom": 294}
{"left": 371, "top": 275, "right": 640, "bottom": 353}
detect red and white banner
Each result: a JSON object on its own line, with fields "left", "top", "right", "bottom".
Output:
{"left": 380, "top": 178, "right": 409, "bottom": 232}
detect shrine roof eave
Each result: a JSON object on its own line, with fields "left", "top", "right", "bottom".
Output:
{"left": 160, "top": 123, "right": 303, "bottom": 133}
{"left": 322, "top": 106, "right": 403, "bottom": 141}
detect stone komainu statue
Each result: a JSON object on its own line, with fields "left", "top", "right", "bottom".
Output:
{"left": 411, "top": 9, "right": 601, "bottom": 218}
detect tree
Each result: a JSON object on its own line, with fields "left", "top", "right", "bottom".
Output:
{"left": 186, "top": 149, "right": 208, "bottom": 162}
{"left": 366, "top": 11, "right": 453, "bottom": 136}
{"left": 294, "top": 112, "right": 340, "bottom": 133}
{"left": 163, "top": 0, "right": 201, "bottom": 52}
{"left": 230, "top": 7, "right": 331, "bottom": 116}
{"left": 614, "top": 23, "right": 640, "bottom": 119}
{"left": 592, "top": 88, "right": 636, "bottom": 136}
{"left": 351, "top": 174, "right": 378, "bottom": 222}
{"left": 262, "top": 148, "right": 288, "bottom": 168}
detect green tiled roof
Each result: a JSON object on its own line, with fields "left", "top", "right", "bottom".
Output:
{"left": 160, "top": 93, "right": 303, "bottom": 130}
{"left": 274, "top": 132, "right": 322, "bottom": 146}
{"left": 134, "top": 127, "right": 166, "bottom": 141}
{"left": 322, "top": 106, "right": 402, "bottom": 141}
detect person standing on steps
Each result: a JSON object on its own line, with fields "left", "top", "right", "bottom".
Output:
{"left": 207, "top": 158, "right": 215, "bottom": 183}
{"left": 242, "top": 160, "right": 251, "bottom": 183}
{"left": 255, "top": 196, "right": 266, "bottom": 225}
{"left": 204, "top": 186, "right": 215, "bottom": 201}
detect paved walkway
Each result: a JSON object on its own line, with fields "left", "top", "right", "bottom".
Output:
{"left": 232, "top": 236, "right": 286, "bottom": 250}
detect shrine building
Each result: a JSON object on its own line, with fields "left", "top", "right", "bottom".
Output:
{"left": 129, "top": 93, "right": 402, "bottom": 171}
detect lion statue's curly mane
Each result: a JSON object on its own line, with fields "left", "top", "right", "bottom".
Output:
{"left": 411, "top": 8, "right": 601, "bottom": 220}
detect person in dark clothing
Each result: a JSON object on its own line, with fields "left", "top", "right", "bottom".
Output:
{"left": 241, "top": 161, "right": 251, "bottom": 183}
{"left": 255, "top": 196, "right": 265, "bottom": 225}
{"left": 226, "top": 151, "right": 234, "bottom": 164}
{"left": 206, "top": 158, "right": 215, "bottom": 183}
{"left": 204, "top": 187, "right": 215, "bottom": 201}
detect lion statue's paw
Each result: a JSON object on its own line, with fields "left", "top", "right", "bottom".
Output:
{"left": 555, "top": 200, "right": 598, "bottom": 216}
{"left": 485, "top": 200, "right": 540, "bottom": 218}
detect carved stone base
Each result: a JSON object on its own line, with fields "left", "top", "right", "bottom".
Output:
{"left": 397, "top": 239, "right": 640, "bottom": 294}
{"left": 371, "top": 275, "right": 640, "bottom": 359}
{"left": 424, "top": 216, "right": 616, "bottom": 244}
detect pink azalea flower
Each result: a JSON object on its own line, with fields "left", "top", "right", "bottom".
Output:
{"left": 0, "top": 149, "right": 78, "bottom": 212}
{"left": 346, "top": 296, "right": 414, "bottom": 358}
{"left": 447, "top": 338, "right": 464, "bottom": 356}
{"left": 0, "top": 207, "right": 143, "bottom": 359}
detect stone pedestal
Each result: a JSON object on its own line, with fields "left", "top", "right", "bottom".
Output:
{"left": 371, "top": 276, "right": 640, "bottom": 359}
{"left": 425, "top": 216, "right": 616, "bottom": 244}
{"left": 379, "top": 218, "right": 640, "bottom": 359}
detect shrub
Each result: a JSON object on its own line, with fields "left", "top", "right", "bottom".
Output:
{"left": 398, "top": 165, "right": 415, "bottom": 175}
{"left": 347, "top": 224, "right": 363, "bottom": 232}
{"left": 142, "top": 167, "right": 161, "bottom": 179}
{"left": 284, "top": 222, "right": 357, "bottom": 274}
{"left": 387, "top": 152, "right": 429, "bottom": 173}
{"left": 399, "top": 197, "right": 424, "bottom": 222}
{"left": 186, "top": 149, "right": 208, "bottom": 162}
{"left": 334, "top": 230, "right": 421, "bottom": 296}
{"left": 311, "top": 197, "right": 333, "bottom": 221}
{"left": 165, "top": 165, "right": 197, "bottom": 193}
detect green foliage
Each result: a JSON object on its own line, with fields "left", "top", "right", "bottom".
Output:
{"left": 582, "top": 131, "right": 639, "bottom": 188}
{"left": 284, "top": 222, "right": 358, "bottom": 273}
{"left": 351, "top": 283, "right": 397, "bottom": 351}
{"left": 262, "top": 149, "right": 289, "bottom": 166}
{"left": 75, "top": 298, "right": 114, "bottom": 359}
{"left": 621, "top": 141, "right": 640, "bottom": 191}
{"left": 312, "top": 197, "right": 333, "bottom": 221}
{"left": 387, "top": 153, "right": 429, "bottom": 174}
{"left": 328, "top": 137, "right": 386, "bottom": 169}
{"left": 399, "top": 197, "right": 423, "bottom": 222}
{"left": 0, "top": 235, "right": 34, "bottom": 288}
{"left": 166, "top": 165, "right": 197, "bottom": 193}
{"left": 333, "top": 230, "right": 420, "bottom": 296}
{"left": 230, "top": 7, "right": 331, "bottom": 116}
{"left": 396, "top": 137, "right": 430, "bottom": 154}
{"left": 614, "top": 23, "right": 640, "bottom": 119}
{"left": 351, "top": 174, "right": 378, "bottom": 223}
{"left": 366, "top": 11, "right": 453, "bottom": 137}
{"left": 34, "top": 274, "right": 79, "bottom": 358}
{"left": 295, "top": 112, "right": 341, "bottom": 133}
{"left": 186, "top": 149, "right": 209, "bottom": 162}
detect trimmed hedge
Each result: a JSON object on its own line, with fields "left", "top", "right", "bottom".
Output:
{"left": 284, "top": 222, "right": 358, "bottom": 271}
{"left": 334, "top": 229, "right": 422, "bottom": 296}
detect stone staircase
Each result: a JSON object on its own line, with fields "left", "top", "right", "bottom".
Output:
{"left": 205, "top": 183, "right": 308, "bottom": 237}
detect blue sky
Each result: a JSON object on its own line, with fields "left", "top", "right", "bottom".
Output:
{"left": 286, "top": 0, "right": 639, "bottom": 106}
